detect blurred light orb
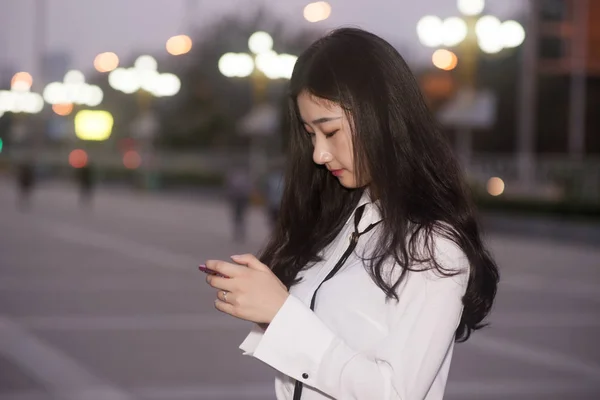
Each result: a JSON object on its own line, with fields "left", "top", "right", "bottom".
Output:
{"left": 43, "top": 71, "right": 103, "bottom": 107}
{"left": 457, "top": 0, "right": 485, "bottom": 16}
{"left": 487, "top": 177, "right": 505, "bottom": 196}
{"left": 432, "top": 49, "right": 458, "bottom": 71}
{"left": 303, "top": 1, "right": 332, "bottom": 23}
{"left": 278, "top": 53, "right": 298, "bottom": 79}
{"left": 74, "top": 110, "right": 114, "bottom": 141}
{"left": 475, "top": 15, "right": 501, "bottom": 39}
{"left": 417, "top": 16, "right": 444, "bottom": 47}
{"left": 135, "top": 55, "right": 158, "bottom": 71}
{"left": 123, "top": 150, "right": 142, "bottom": 169}
{"left": 218, "top": 52, "right": 254, "bottom": 78}
{"left": 475, "top": 15, "right": 503, "bottom": 53}
{"left": 153, "top": 73, "right": 181, "bottom": 97}
{"left": 248, "top": 31, "right": 274, "bottom": 55}
{"left": 69, "top": 149, "right": 88, "bottom": 169}
{"left": 11, "top": 72, "right": 33, "bottom": 91}
{"left": 94, "top": 52, "right": 119, "bottom": 73}
{"left": 108, "top": 68, "right": 137, "bottom": 94}
{"left": 64, "top": 70, "right": 85, "bottom": 84}
{"left": 256, "top": 51, "right": 281, "bottom": 79}
{"left": 478, "top": 33, "right": 503, "bottom": 54}
{"left": 109, "top": 55, "right": 181, "bottom": 97}
{"left": 0, "top": 87, "right": 44, "bottom": 114}
{"left": 52, "top": 103, "right": 73, "bottom": 116}
{"left": 166, "top": 35, "right": 193, "bottom": 56}
{"left": 500, "top": 20, "right": 526, "bottom": 48}
{"left": 441, "top": 17, "right": 468, "bottom": 47}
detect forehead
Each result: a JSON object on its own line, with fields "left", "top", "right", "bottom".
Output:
{"left": 297, "top": 92, "right": 342, "bottom": 118}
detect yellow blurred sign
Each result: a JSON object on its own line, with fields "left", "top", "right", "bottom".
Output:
{"left": 74, "top": 110, "right": 114, "bottom": 141}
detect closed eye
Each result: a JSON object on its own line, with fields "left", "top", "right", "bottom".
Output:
{"left": 325, "top": 130, "right": 339, "bottom": 138}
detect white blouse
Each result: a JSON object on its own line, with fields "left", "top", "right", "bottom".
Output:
{"left": 239, "top": 190, "right": 470, "bottom": 400}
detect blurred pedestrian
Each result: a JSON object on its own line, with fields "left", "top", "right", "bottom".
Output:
{"left": 77, "top": 163, "right": 95, "bottom": 207}
{"left": 225, "top": 166, "right": 252, "bottom": 242}
{"left": 264, "top": 169, "right": 284, "bottom": 230}
{"left": 16, "top": 161, "right": 34, "bottom": 210}
{"left": 204, "top": 28, "right": 499, "bottom": 400}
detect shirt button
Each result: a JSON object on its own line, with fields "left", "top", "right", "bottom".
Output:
{"left": 302, "top": 373, "right": 309, "bottom": 379}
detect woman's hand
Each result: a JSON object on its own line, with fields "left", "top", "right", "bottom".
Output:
{"left": 205, "top": 254, "right": 289, "bottom": 324}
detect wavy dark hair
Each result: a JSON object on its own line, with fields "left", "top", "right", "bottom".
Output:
{"left": 258, "top": 27, "right": 499, "bottom": 342}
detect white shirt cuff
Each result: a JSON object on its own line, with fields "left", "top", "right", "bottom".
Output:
{"left": 252, "top": 294, "right": 336, "bottom": 386}
{"left": 239, "top": 324, "right": 267, "bottom": 356}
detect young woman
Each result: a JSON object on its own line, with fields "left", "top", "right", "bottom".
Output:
{"left": 204, "top": 27, "right": 499, "bottom": 400}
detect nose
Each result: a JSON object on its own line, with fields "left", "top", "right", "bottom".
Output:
{"left": 313, "top": 150, "right": 333, "bottom": 165}
{"left": 313, "top": 140, "right": 333, "bottom": 165}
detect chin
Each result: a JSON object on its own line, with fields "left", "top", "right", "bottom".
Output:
{"left": 338, "top": 176, "right": 359, "bottom": 189}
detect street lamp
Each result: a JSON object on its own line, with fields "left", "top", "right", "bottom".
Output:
{"left": 0, "top": 73, "right": 44, "bottom": 152}
{"left": 416, "top": 0, "right": 525, "bottom": 169}
{"left": 0, "top": 72, "right": 44, "bottom": 119}
{"left": 108, "top": 55, "right": 181, "bottom": 190}
{"left": 108, "top": 55, "right": 181, "bottom": 97}
{"left": 417, "top": 7, "right": 525, "bottom": 58}
{"left": 43, "top": 70, "right": 104, "bottom": 108}
{"left": 218, "top": 32, "right": 297, "bottom": 183}
{"left": 218, "top": 32, "right": 297, "bottom": 82}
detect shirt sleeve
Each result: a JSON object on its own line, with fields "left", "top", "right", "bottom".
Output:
{"left": 242, "top": 237, "right": 469, "bottom": 400}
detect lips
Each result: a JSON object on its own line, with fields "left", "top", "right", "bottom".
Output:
{"left": 330, "top": 169, "right": 344, "bottom": 177}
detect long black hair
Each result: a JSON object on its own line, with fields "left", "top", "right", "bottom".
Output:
{"left": 259, "top": 28, "right": 499, "bottom": 342}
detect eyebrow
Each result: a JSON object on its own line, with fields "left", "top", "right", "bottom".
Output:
{"left": 301, "top": 117, "right": 342, "bottom": 125}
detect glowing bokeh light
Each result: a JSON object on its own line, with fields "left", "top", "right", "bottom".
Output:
{"left": 69, "top": 149, "right": 88, "bottom": 168}
{"left": 218, "top": 53, "right": 255, "bottom": 78}
{"left": 123, "top": 150, "right": 142, "bottom": 169}
{"left": 52, "top": 103, "right": 74, "bottom": 116}
{"left": 441, "top": 17, "right": 468, "bottom": 47}
{"left": 74, "top": 110, "right": 114, "bottom": 141}
{"left": 166, "top": 35, "right": 193, "bottom": 56}
{"left": 108, "top": 55, "right": 181, "bottom": 97}
{"left": 0, "top": 86, "right": 44, "bottom": 114}
{"left": 417, "top": 16, "right": 444, "bottom": 47}
{"left": 432, "top": 49, "right": 458, "bottom": 71}
{"left": 457, "top": 0, "right": 485, "bottom": 16}
{"left": 43, "top": 70, "right": 103, "bottom": 106}
{"left": 11, "top": 72, "right": 33, "bottom": 91}
{"left": 303, "top": 2, "right": 332, "bottom": 23}
{"left": 248, "top": 32, "right": 274, "bottom": 55}
{"left": 500, "top": 20, "right": 526, "bottom": 48}
{"left": 487, "top": 177, "right": 505, "bottom": 196}
{"left": 94, "top": 52, "right": 119, "bottom": 73}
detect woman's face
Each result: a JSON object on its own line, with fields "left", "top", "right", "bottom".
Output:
{"left": 297, "top": 91, "right": 364, "bottom": 189}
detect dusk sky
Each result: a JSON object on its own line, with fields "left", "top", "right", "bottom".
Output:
{"left": 0, "top": 0, "right": 524, "bottom": 80}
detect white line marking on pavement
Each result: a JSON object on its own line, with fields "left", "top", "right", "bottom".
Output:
{"left": 132, "top": 383, "right": 276, "bottom": 399}
{"left": 469, "top": 334, "right": 600, "bottom": 381}
{"left": 503, "top": 274, "right": 600, "bottom": 303}
{"left": 445, "top": 378, "right": 600, "bottom": 397}
{"left": 489, "top": 311, "right": 600, "bottom": 328}
{"left": 3, "top": 379, "right": 599, "bottom": 400}
{"left": 41, "top": 221, "right": 199, "bottom": 271}
{"left": 0, "top": 316, "right": 135, "bottom": 400}
{"left": 15, "top": 314, "right": 250, "bottom": 331}
{"left": 0, "top": 383, "right": 278, "bottom": 400}
{"left": 8, "top": 311, "right": 600, "bottom": 331}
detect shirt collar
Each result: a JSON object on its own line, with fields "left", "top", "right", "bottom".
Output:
{"left": 347, "top": 188, "right": 382, "bottom": 230}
